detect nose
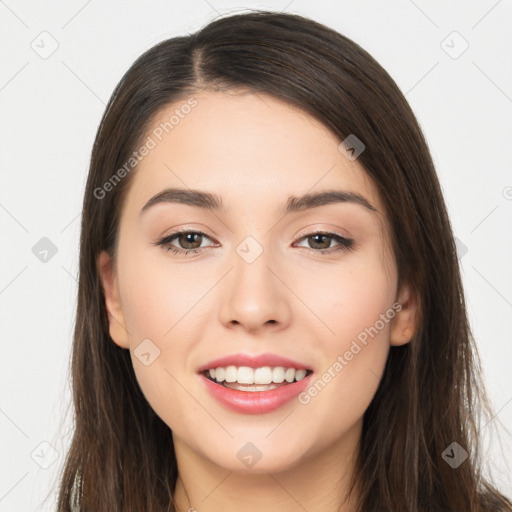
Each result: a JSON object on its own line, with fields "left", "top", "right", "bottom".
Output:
{"left": 218, "top": 243, "right": 292, "bottom": 333}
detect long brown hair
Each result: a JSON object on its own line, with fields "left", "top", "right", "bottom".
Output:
{"left": 57, "top": 10, "right": 511, "bottom": 511}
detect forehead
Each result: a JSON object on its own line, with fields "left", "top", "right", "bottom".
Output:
{"left": 124, "top": 89, "right": 385, "bottom": 219}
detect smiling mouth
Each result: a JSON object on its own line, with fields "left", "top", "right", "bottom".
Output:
{"left": 201, "top": 368, "right": 314, "bottom": 392}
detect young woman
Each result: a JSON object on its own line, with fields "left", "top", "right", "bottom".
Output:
{"left": 57, "top": 10, "right": 511, "bottom": 512}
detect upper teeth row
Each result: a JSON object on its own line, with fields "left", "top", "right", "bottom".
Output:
{"left": 208, "top": 366, "right": 308, "bottom": 384}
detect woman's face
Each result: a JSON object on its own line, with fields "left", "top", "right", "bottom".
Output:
{"left": 99, "top": 90, "right": 416, "bottom": 473}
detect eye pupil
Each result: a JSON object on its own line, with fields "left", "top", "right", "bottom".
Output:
{"left": 310, "top": 234, "right": 330, "bottom": 250}
{"left": 180, "top": 232, "right": 202, "bottom": 249}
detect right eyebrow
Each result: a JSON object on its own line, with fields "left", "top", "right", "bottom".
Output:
{"left": 139, "top": 188, "right": 226, "bottom": 216}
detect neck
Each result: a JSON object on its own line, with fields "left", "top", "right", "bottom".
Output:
{"left": 172, "top": 420, "right": 362, "bottom": 512}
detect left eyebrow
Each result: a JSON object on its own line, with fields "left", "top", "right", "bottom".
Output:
{"left": 139, "top": 187, "right": 378, "bottom": 217}
{"left": 282, "top": 190, "right": 378, "bottom": 215}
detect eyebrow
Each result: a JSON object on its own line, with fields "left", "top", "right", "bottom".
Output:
{"left": 139, "top": 187, "right": 378, "bottom": 216}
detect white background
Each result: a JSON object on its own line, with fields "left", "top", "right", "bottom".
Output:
{"left": 0, "top": 1, "right": 511, "bottom": 510}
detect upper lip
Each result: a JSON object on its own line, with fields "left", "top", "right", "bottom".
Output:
{"left": 197, "top": 352, "right": 313, "bottom": 373}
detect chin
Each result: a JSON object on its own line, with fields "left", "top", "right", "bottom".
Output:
{"left": 198, "top": 435, "right": 312, "bottom": 474}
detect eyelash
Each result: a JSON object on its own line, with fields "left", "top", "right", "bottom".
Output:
{"left": 155, "top": 229, "right": 355, "bottom": 257}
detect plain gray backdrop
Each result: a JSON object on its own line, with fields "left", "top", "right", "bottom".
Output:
{"left": 1, "top": 1, "right": 511, "bottom": 510}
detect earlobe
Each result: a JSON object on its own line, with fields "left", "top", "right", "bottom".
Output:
{"left": 390, "top": 281, "right": 418, "bottom": 346}
{"left": 97, "top": 250, "right": 130, "bottom": 349}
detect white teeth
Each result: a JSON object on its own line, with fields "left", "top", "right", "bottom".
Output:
{"left": 204, "top": 366, "right": 311, "bottom": 385}
{"left": 295, "top": 369, "right": 307, "bottom": 381}
{"left": 272, "top": 367, "right": 285, "bottom": 383}
{"left": 254, "top": 367, "right": 273, "bottom": 384}
{"left": 284, "top": 368, "right": 295, "bottom": 383}
{"left": 237, "top": 366, "right": 254, "bottom": 384}
{"left": 225, "top": 365, "right": 237, "bottom": 383}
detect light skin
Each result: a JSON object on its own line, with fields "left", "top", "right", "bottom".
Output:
{"left": 98, "top": 89, "right": 417, "bottom": 512}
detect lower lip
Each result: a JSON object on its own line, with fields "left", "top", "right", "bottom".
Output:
{"left": 199, "top": 373, "right": 313, "bottom": 414}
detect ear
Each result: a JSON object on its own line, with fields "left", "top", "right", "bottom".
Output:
{"left": 97, "top": 250, "right": 130, "bottom": 349}
{"left": 390, "top": 281, "right": 418, "bottom": 346}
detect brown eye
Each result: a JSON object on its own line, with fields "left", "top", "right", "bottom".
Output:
{"left": 307, "top": 233, "right": 332, "bottom": 250}
{"left": 295, "top": 231, "right": 355, "bottom": 254}
{"left": 175, "top": 232, "right": 204, "bottom": 250}
{"left": 156, "top": 230, "right": 216, "bottom": 255}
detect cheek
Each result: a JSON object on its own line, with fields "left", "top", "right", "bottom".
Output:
{"left": 293, "top": 252, "right": 395, "bottom": 438}
{"left": 299, "top": 249, "right": 396, "bottom": 346}
{"left": 117, "top": 260, "right": 197, "bottom": 429}
{"left": 117, "top": 241, "right": 205, "bottom": 341}
{"left": 115, "top": 242, "right": 214, "bottom": 423}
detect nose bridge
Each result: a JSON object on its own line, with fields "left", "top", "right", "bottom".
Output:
{"left": 234, "top": 234, "right": 274, "bottom": 288}
{"left": 218, "top": 234, "right": 291, "bottom": 330}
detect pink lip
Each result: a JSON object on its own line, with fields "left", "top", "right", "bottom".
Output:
{"left": 199, "top": 372, "right": 313, "bottom": 414}
{"left": 197, "top": 352, "right": 312, "bottom": 373}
